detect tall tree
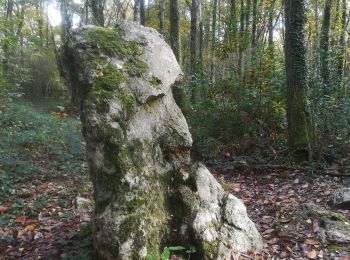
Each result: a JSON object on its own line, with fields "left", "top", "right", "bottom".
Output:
{"left": 268, "top": 0, "right": 276, "bottom": 51}
{"left": 89, "top": 0, "right": 105, "bottom": 26}
{"left": 238, "top": 0, "right": 245, "bottom": 75}
{"left": 190, "top": 0, "right": 198, "bottom": 75}
{"left": 210, "top": 0, "right": 218, "bottom": 85}
{"left": 2, "top": 0, "right": 14, "bottom": 76}
{"left": 335, "top": 0, "right": 346, "bottom": 90}
{"left": 284, "top": 0, "right": 314, "bottom": 159}
{"left": 134, "top": 0, "right": 140, "bottom": 22}
{"left": 159, "top": 0, "right": 165, "bottom": 34}
{"left": 140, "top": 0, "right": 145, "bottom": 25}
{"left": 170, "top": 0, "right": 180, "bottom": 62}
{"left": 320, "top": 0, "right": 332, "bottom": 94}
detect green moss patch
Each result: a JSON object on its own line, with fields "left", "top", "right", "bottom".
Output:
{"left": 84, "top": 27, "right": 144, "bottom": 58}
{"left": 125, "top": 58, "right": 148, "bottom": 77}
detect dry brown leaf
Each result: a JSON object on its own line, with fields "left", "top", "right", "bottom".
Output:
{"left": 18, "top": 223, "right": 38, "bottom": 237}
{"left": 306, "top": 249, "right": 317, "bottom": 259}
{"left": 15, "top": 215, "right": 26, "bottom": 224}
{"left": 305, "top": 238, "right": 320, "bottom": 245}
{"left": 0, "top": 205, "right": 9, "bottom": 213}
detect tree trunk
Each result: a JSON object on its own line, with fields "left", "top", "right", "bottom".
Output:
{"left": 320, "top": 0, "right": 332, "bottom": 94}
{"left": 268, "top": 0, "right": 276, "bottom": 51}
{"left": 90, "top": 0, "right": 105, "bottom": 26}
{"left": 60, "top": 0, "right": 72, "bottom": 43}
{"left": 134, "top": 0, "right": 140, "bottom": 23}
{"left": 2, "top": 0, "right": 14, "bottom": 76}
{"left": 335, "top": 0, "right": 346, "bottom": 91}
{"left": 238, "top": 0, "right": 245, "bottom": 75}
{"left": 170, "top": 0, "right": 181, "bottom": 62}
{"left": 190, "top": 0, "right": 198, "bottom": 75}
{"left": 228, "top": 0, "right": 236, "bottom": 43}
{"left": 284, "top": 0, "right": 314, "bottom": 160}
{"left": 140, "top": 0, "right": 145, "bottom": 25}
{"left": 210, "top": 0, "right": 218, "bottom": 86}
{"left": 159, "top": 0, "right": 165, "bottom": 34}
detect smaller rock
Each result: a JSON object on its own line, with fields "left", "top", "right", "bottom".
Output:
{"left": 330, "top": 188, "right": 350, "bottom": 209}
{"left": 75, "top": 197, "right": 92, "bottom": 209}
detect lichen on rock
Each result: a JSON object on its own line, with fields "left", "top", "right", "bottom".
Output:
{"left": 59, "top": 20, "right": 262, "bottom": 259}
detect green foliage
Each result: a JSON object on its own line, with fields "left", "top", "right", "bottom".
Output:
{"left": 0, "top": 102, "right": 86, "bottom": 201}
{"left": 148, "top": 245, "right": 196, "bottom": 260}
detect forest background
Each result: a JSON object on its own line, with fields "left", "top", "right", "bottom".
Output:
{"left": 1, "top": 0, "right": 349, "bottom": 163}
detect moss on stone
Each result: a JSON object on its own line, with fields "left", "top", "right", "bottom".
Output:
{"left": 94, "top": 65, "right": 124, "bottom": 91}
{"left": 85, "top": 27, "right": 130, "bottom": 56}
{"left": 202, "top": 240, "right": 218, "bottom": 259}
{"left": 125, "top": 58, "right": 148, "bottom": 77}
{"left": 327, "top": 244, "right": 350, "bottom": 253}
{"left": 84, "top": 87, "right": 112, "bottom": 113}
{"left": 149, "top": 76, "right": 162, "bottom": 87}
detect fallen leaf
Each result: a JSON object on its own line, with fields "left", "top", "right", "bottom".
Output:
{"left": 313, "top": 220, "right": 320, "bottom": 233}
{"left": 15, "top": 215, "right": 26, "bottom": 224}
{"left": 305, "top": 238, "right": 320, "bottom": 245}
{"left": 306, "top": 249, "right": 317, "bottom": 259}
{"left": 18, "top": 223, "right": 38, "bottom": 237}
{"left": 0, "top": 205, "right": 9, "bottom": 213}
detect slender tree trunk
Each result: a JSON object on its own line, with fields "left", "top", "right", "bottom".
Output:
{"left": 140, "top": 0, "right": 145, "bottom": 25}
{"left": 60, "top": 0, "right": 72, "bottom": 43}
{"left": 90, "top": 0, "right": 105, "bottom": 26}
{"left": 251, "top": 0, "right": 257, "bottom": 51}
{"left": 268, "top": 0, "right": 276, "bottom": 51}
{"left": 284, "top": 0, "right": 314, "bottom": 160}
{"left": 313, "top": 0, "right": 319, "bottom": 77}
{"left": 210, "top": 0, "right": 218, "bottom": 86}
{"left": 190, "top": 0, "right": 198, "bottom": 75}
{"left": 3, "top": 0, "right": 14, "bottom": 76}
{"left": 36, "top": 1, "right": 44, "bottom": 47}
{"left": 170, "top": 0, "right": 181, "bottom": 62}
{"left": 228, "top": 0, "right": 236, "bottom": 43}
{"left": 238, "top": 0, "right": 245, "bottom": 75}
{"left": 159, "top": 0, "right": 165, "bottom": 34}
{"left": 198, "top": 3, "right": 204, "bottom": 76}
{"left": 243, "top": 0, "right": 251, "bottom": 83}
{"left": 335, "top": 0, "right": 346, "bottom": 91}
{"left": 84, "top": 0, "right": 89, "bottom": 25}
{"left": 134, "top": 0, "right": 140, "bottom": 22}
{"left": 320, "top": 0, "right": 332, "bottom": 94}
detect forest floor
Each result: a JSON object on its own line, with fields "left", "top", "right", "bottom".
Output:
{"left": 1, "top": 101, "right": 350, "bottom": 259}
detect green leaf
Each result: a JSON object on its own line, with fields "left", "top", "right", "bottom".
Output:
{"left": 168, "top": 245, "right": 186, "bottom": 251}
{"left": 147, "top": 255, "right": 155, "bottom": 260}
{"left": 161, "top": 247, "right": 170, "bottom": 260}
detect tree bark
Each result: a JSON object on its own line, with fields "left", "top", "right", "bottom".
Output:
{"left": 268, "top": 0, "right": 276, "bottom": 51}
{"left": 140, "top": 0, "right": 145, "bottom": 25}
{"left": 134, "top": 0, "right": 140, "bottom": 23}
{"left": 238, "top": 0, "right": 245, "bottom": 75}
{"left": 89, "top": 0, "right": 105, "bottom": 26}
{"left": 2, "top": 0, "right": 14, "bottom": 76}
{"left": 170, "top": 0, "right": 181, "bottom": 62}
{"left": 284, "top": 0, "right": 314, "bottom": 160}
{"left": 320, "top": 0, "right": 332, "bottom": 94}
{"left": 190, "top": 0, "right": 198, "bottom": 75}
{"left": 210, "top": 0, "right": 218, "bottom": 86}
{"left": 159, "top": 0, "right": 165, "bottom": 34}
{"left": 335, "top": 0, "right": 346, "bottom": 90}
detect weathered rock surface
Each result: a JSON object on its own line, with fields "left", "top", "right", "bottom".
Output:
{"left": 330, "top": 188, "right": 350, "bottom": 210}
{"left": 294, "top": 203, "right": 350, "bottom": 245}
{"left": 59, "top": 21, "right": 262, "bottom": 259}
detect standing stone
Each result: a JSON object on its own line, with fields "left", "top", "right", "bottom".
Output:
{"left": 59, "top": 21, "right": 262, "bottom": 259}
